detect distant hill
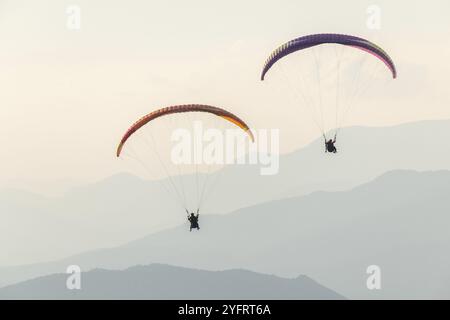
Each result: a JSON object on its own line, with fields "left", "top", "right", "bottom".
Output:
{"left": 1, "top": 169, "right": 450, "bottom": 299}
{"left": 2, "top": 119, "right": 450, "bottom": 266}
{"left": 0, "top": 264, "right": 345, "bottom": 300}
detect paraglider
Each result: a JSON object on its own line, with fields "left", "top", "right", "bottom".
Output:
{"left": 325, "top": 135, "right": 337, "bottom": 153}
{"left": 261, "top": 33, "right": 397, "bottom": 153}
{"left": 116, "top": 104, "right": 254, "bottom": 231}
{"left": 187, "top": 209, "right": 200, "bottom": 232}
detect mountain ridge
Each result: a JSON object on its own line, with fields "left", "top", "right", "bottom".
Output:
{"left": 1, "top": 169, "right": 450, "bottom": 299}
{"left": 0, "top": 264, "right": 345, "bottom": 300}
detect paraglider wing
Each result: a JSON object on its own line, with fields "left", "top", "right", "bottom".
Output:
{"left": 116, "top": 104, "right": 254, "bottom": 157}
{"left": 261, "top": 33, "right": 397, "bottom": 80}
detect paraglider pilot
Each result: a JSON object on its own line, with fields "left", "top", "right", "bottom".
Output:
{"left": 186, "top": 209, "right": 200, "bottom": 232}
{"left": 325, "top": 135, "right": 337, "bottom": 153}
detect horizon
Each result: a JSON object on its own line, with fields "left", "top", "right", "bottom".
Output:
{"left": 3, "top": 117, "right": 450, "bottom": 196}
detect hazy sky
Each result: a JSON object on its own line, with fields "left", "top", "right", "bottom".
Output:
{"left": 1, "top": 0, "right": 449, "bottom": 194}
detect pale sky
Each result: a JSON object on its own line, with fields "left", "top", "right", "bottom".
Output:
{"left": 0, "top": 0, "right": 449, "bottom": 194}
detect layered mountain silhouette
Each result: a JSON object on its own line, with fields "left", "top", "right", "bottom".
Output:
{"left": 1, "top": 169, "right": 450, "bottom": 299}
{"left": 2, "top": 119, "right": 450, "bottom": 266}
{"left": 0, "top": 264, "right": 345, "bottom": 300}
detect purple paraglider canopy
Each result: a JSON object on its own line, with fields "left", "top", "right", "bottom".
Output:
{"left": 261, "top": 33, "right": 397, "bottom": 80}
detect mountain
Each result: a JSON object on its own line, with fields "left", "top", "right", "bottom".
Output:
{"left": 0, "top": 174, "right": 182, "bottom": 266}
{"left": 1, "top": 169, "right": 450, "bottom": 299}
{"left": 0, "top": 264, "right": 345, "bottom": 300}
{"left": 2, "top": 119, "right": 450, "bottom": 266}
